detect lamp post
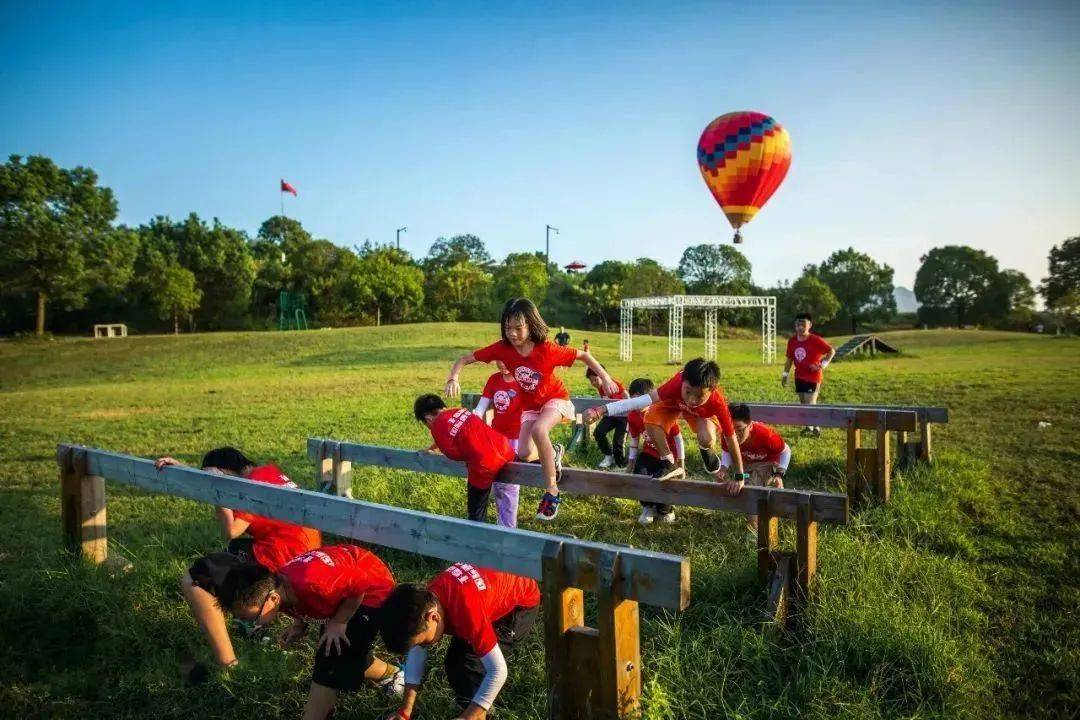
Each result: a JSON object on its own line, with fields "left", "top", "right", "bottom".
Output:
{"left": 396, "top": 226, "right": 407, "bottom": 249}
{"left": 545, "top": 224, "right": 560, "bottom": 267}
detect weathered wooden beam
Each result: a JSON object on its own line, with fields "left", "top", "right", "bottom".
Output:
{"left": 310, "top": 439, "right": 849, "bottom": 526}
{"left": 756, "top": 496, "right": 778, "bottom": 585}
{"left": 461, "top": 394, "right": 922, "bottom": 431}
{"left": 794, "top": 502, "right": 818, "bottom": 602}
{"left": 875, "top": 418, "right": 891, "bottom": 503}
{"left": 57, "top": 446, "right": 108, "bottom": 564}
{"left": 543, "top": 541, "right": 586, "bottom": 720}
{"left": 62, "top": 445, "right": 690, "bottom": 610}
{"left": 595, "top": 551, "right": 641, "bottom": 719}
{"left": 765, "top": 552, "right": 794, "bottom": 629}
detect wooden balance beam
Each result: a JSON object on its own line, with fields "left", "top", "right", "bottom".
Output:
{"left": 307, "top": 438, "right": 849, "bottom": 629}
{"left": 57, "top": 444, "right": 688, "bottom": 720}
{"left": 461, "top": 393, "right": 922, "bottom": 505}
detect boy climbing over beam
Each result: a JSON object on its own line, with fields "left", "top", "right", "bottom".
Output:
{"left": 720, "top": 404, "right": 792, "bottom": 530}
{"left": 154, "top": 447, "right": 321, "bottom": 678}
{"left": 219, "top": 544, "right": 402, "bottom": 720}
{"left": 624, "top": 377, "right": 685, "bottom": 525}
{"left": 782, "top": 312, "right": 835, "bottom": 436}
{"left": 378, "top": 563, "right": 541, "bottom": 720}
{"left": 415, "top": 393, "right": 520, "bottom": 525}
{"left": 584, "top": 358, "right": 748, "bottom": 496}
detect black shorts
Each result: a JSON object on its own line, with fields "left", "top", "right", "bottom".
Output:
{"left": 794, "top": 379, "right": 819, "bottom": 394}
{"left": 187, "top": 538, "right": 257, "bottom": 598}
{"left": 311, "top": 608, "right": 380, "bottom": 691}
{"left": 633, "top": 453, "right": 672, "bottom": 514}
{"left": 444, "top": 605, "right": 538, "bottom": 710}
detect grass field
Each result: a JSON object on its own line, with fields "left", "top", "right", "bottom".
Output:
{"left": 1, "top": 325, "right": 1077, "bottom": 720}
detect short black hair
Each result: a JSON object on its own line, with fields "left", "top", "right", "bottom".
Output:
{"left": 729, "top": 403, "right": 752, "bottom": 423}
{"left": 218, "top": 562, "right": 276, "bottom": 613}
{"left": 413, "top": 394, "right": 446, "bottom": 422}
{"left": 200, "top": 447, "right": 254, "bottom": 474}
{"left": 500, "top": 298, "right": 548, "bottom": 344}
{"left": 378, "top": 583, "right": 440, "bottom": 654}
{"left": 795, "top": 312, "right": 813, "bottom": 322}
{"left": 585, "top": 363, "right": 606, "bottom": 379}
{"left": 681, "top": 358, "right": 720, "bottom": 390}
{"left": 628, "top": 377, "right": 654, "bottom": 396}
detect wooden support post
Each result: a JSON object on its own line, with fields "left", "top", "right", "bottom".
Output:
{"left": 919, "top": 422, "right": 933, "bottom": 463}
{"left": 58, "top": 446, "right": 108, "bottom": 564}
{"left": 794, "top": 501, "right": 817, "bottom": 604}
{"left": 316, "top": 441, "right": 334, "bottom": 493}
{"left": 756, "top": 495, "right": 778, "bottom": 585}
{"left": 846, "top": 423, "right": 865, "bottom": 502}
{"left": 543, "top": 541, "right": 586, "bottom": 720}
{"left": 765, "top": 551, "right": 794, "bottom": 629}
{"left": 332, "top": 443, "right": 353, "bottom": 498}
{"left": 894, "top": 429, "right": 908, "bottom": 468}
{"left": 595, "top": 550, "right": 641, "bottom": 719}
{"left": 875, "top": 415, "right": 891, "bottom": 503}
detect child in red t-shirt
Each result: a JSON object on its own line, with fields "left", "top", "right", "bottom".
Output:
{"left": 782, "top": 312, "right": 835, "bottom": 436}
{"left": 586, "top": 364, "right": 630, "bottom": 468}
{"left": 416, "top": 394, "right": 517, "bottom": 524}
{"left": 473, "top": 362, "right": 526, "bottom": 527}
{"left": 584, "top": 358, "right": 748, "bottom": 497}
{"left": 220, "top": 545, "right": 401, "bottom": 719}
{"left": 154, "top": 447, "right": 322, "bottom": 677}
{"left": 622, "top": 378, "right": 685, "bottom": 525}
{"left": 444, "top": 298, "right": 619, "bottom": 521}
{"left": 378, "top": 563, "right": 541, "bottom": 719}
{"left": 719, "top": 404, "right": 791, "bottom": 488}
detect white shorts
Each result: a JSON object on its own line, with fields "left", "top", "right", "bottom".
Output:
{"left": 520, "top": 398, "right": 577, "bottom": 425}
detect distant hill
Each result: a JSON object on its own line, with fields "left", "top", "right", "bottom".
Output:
{"left": 894, "top": 286, "right": 920, "bottom": 313}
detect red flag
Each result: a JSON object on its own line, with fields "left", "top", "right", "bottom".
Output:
{"left": 280, "top": 179, "right": 297, "bottom": 196}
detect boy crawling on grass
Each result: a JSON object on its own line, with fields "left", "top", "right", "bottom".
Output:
{"left": 154, "top": 447, "right": 321, "bottom": 679}
{"left": 219, "top": 544, "right": 403, "bottom": 720}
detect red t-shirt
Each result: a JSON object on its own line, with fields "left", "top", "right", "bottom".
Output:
{"left": 481, "top": 372, "right": 525, "bottom": 440}
{"left": 721, "top": 422, "right": 787, "bottom": 464}
{"left": 655, "top": 371, "right": 736, "bottom": 437}
{"left": 429, "top": 407, "right": 516, "bottom": 489}
{"left": 429, "top": 563, "right": 541, "bottom": 656}
{"left": 786, "top": 334, "right": 833, "bottom": 384}
{"left": 627, "top": 410, "right": 682, "bottom": 459}
{"left": 233, "top": 464, "right": 322, "bottom": 572}
{"left": 473, "top": 340, "right": 578, "bottom": 408}
{"left": 280, "top": 544, "right": 396, "bottom": 620}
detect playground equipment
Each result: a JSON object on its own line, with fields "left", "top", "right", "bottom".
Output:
{"left": 278, "top": 291, "right": 309, "bottom": 330}
{"left": 619, "top": 294, "right": 777, "bottom": 365}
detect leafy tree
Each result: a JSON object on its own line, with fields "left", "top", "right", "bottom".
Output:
{"left": 580, "top": 260, "right": 632, "bottom": 330}
{"left": 494, "top": 252, "right": 549, "bottom": 305}
{"left": 541, "top": 271, "right": 587, "bottom": 330}
{"left": 426, "top": 234, "right": 492, "bottom": 270}
{"left": 785, "top": 275, "right": 841, "bottom": 324}
{"left": 677, "top": 244, "right": 752, "bottom": 295}
{"left": 624, "top": 258, "right": 684, "bottom": 334}
{"left": 0, "top": 155, "right": 130, "bottom": 334}
{"left": 1039, "top": 237, "right": 1080, "bottom": 310}
{"left": 353, "top": 244, "right": 424, "bottom": 324}
{"left": 987, "top": 269, "right": 1036, "bottom": 327}
{"left": 914, "top": 245, "right": 1000, "bottom": 327}
{"left": 147, "top": 257, "right": 201, "bottom": 334}
{"left": 807, "top": 248, "right": 895, "bottom": 333}
{"left": 424, "top": 261, "right": 493, "bottom": 321}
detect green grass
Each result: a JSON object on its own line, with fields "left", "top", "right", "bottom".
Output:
{"left": 0, "top": 325, "right": 1077, "bottom": 719}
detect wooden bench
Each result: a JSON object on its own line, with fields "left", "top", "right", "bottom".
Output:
{"left": 460, "top": 393, "right": 924, "bottom": 505}
{"left": 57, "top": 444, "right": 688, "bottom": 720}
{"left": 308, "top": 438, "right": 849, "bottom": 629}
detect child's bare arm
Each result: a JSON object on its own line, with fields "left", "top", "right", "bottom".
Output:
{"left": 445, "top": 352, "right": 478, "bottom": 397}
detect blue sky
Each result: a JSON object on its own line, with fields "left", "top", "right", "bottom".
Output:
{"left": 2, "top": 1, "right": 1078, "bottom": 292}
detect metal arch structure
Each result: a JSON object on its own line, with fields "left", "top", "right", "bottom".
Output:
{"left": 619, "top": 295, "right": 776, "bottom": 365}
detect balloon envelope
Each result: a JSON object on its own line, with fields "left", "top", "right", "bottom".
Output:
{"left": 697, "top": 111, "right": 792, "bottom": 236}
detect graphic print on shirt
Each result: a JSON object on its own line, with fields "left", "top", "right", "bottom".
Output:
{"left": 493, "top": 389, "right": 516, "bottom": 412}
{"left": 514, "top": 366, "right": 542, "bottom": 392}
{"left": 448, "top": 562, "right": 488, "bottom": 591}
{"left": 793, "top": 346, "right": 807, "bottom": 363}
{"left": 447, "top": 408, "right": 471, "bottom": 438}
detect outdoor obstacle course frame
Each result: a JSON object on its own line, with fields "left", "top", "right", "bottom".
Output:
{"left": 57, "top": 444, "right": 688, "bottom": 719}
{"left": 309, "top": 438, "right": 849, "bottom": 629}
{"left": 619, "top": 294, "right": 777, "bottom": 365}
{"left": 466, "top": 393, "right": 946, "bottom": 505}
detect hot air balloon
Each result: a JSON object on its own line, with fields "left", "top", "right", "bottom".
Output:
{"left": 697, "top": 111, "right": 791, "bottom": 244}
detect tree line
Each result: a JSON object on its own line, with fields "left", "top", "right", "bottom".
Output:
{"left": 2, "top": 154, "right": 1077, "bottom": 336}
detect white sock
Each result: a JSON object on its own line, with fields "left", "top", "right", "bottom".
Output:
{"left": 661, "top": 453, "right": 674, "bottom": 463}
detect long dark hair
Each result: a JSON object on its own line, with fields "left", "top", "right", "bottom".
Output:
{"left": 500, "top": 298, "right": 548, "bottom": 344}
